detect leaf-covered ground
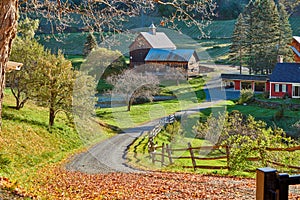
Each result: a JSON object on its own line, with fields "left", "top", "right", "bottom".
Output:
{"left": 36, "top": 168, "right": 258, "bottom": 199}
{"left": 1, "top": 169, "right": 300, "bottom": 199}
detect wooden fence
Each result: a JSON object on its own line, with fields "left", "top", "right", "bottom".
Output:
{"left": 150, "top": 142, "right": 300, "bottom": 171}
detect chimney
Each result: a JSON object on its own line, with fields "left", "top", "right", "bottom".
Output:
{"left": 277, "top": 55, "right": 283, "bottom": 63}
{"left": 149, "top": 23, "right": 156, "bottom": 35}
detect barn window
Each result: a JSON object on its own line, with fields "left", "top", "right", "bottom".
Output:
{"left": 275, "top": 84, "right": 279, "bottom": 92}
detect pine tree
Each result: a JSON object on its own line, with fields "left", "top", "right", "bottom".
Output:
{"left": 252, "top": 0, "right": 280, "bottom": 74}
{"left": 277, "top": 2, "right": 293, "bottom": 62}
{"left": 231, "top": 0, "right": 291, "bottom": 75}
{"left": 83, "top": 32, "right": 98, "bottom": 56}
{"left": 229, "top": 13, "right": 247, "bottom": 74}
{"left": 242, "top": 0, "right": 256, "bottom": 74}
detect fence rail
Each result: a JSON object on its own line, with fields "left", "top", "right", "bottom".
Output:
{"left": 149, "top": 142, "right": 300, "bottom": 172}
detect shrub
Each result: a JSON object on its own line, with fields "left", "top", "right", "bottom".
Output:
{"left": 238, "top": 89, "right": 254, "bottom": 104}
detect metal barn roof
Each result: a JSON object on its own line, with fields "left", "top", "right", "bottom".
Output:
{"left": 291, "top": 46, "right": 300, "bottom": 57}
{"left": 145, "top": 49, "right": 197, "bottom": 62}
{"left": 140, "top": 32, "right": 176, "bottom": 49}
{"left": 293, "top": 36, "right": 300, "bottom": 44}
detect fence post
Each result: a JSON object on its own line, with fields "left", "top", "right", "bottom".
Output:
{"left": 226, "top": 146, "right": 230, "bottom": 170}
{"left": 166, "top": 144, "right": 173, "bottom": 164}
{"left": 161, "top": 143, "right": 165, "bottom": 167}
{"left": 256, "top": 167, "right": 277, "bottom": 200}
{"left": 188, "top": 142, "right": 196, "bottom": 171}
{"left": 151, "top": 152, "right": 155, "bottom": 164}
{"left": 277, "top": 173, "right": 289, "bottom": 200}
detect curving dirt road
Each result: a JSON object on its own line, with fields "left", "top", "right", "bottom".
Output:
{"left": 67, "top": 64, "right": 243, "bottom": 174}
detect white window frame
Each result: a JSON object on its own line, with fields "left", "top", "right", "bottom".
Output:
{"left": 282, "top": 84, "right": 286, "bottom": 93}
{"left": 275, "top": 84, "right": 279, "bottom": 92}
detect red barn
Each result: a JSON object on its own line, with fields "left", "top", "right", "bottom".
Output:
{"left": 291, "top": 36, "right": 300, "bottom": 63}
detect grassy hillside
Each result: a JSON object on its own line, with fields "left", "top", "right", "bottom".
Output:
{"left": 0, "top": 90, "right": 114, "bottom": 191}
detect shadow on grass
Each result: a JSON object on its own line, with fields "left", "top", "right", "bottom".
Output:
{"left": 3, "top": 111, "right": 48, "bottom": 128}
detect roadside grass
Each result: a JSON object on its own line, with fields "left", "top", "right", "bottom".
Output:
{"left": 0, "top": 90, "right": 114, "bottom": 192}
{"left": 96, "top": 77, "right": 206, "bottom": 129}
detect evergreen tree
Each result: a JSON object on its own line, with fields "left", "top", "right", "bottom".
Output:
{"left": 231, "top": 0, "right": 292, "bottom": 75}
{"left": 242, "top": 0, "right": 256, "bottom": 74}
{"left": 229, "top": 13, "right": 247, "bottom": 74}
{"left": 83, "top": 32, "right": 98, "bottom": 56}
{"left": 277, "top": 3, "right": 293, "bottom": 62}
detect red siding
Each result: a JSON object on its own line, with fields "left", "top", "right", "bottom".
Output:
{"left": 266, "top": 82, "right": 270, "bottom": 91}
{"left": 234, "top": 80, "right": 241, "bottom": 90}
{"left": 270, "top": 83, "right": 292, "bottom": 98}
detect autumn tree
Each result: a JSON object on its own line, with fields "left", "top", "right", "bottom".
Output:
{"left": 107, "top": 69, "right": 160, "bottom": 111}
{"left": 8, "top": 18, "right": 44, "bottom": 110}
{"left": 31, "top": 51, "right": 75, "bottom": 127}
{"left": 0, "top": 0, "right": 18, "bottom": 128}
{"left": 0, "top": 0, "right": 217, "bottom": 128}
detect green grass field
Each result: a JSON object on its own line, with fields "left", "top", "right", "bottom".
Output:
{"left": 96, "top": 77, "right": 206, "bottom": 129}
{"left": 0, "top": 90, "right": 114, "bottom": 191}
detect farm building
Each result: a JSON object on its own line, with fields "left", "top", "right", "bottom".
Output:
{"left": 221, "top": 62, "right": 300, "bottom": 99}
{"left": 291, "top": 36, "right": 300, "bottom": 63}
{"left": 221, "top": 74, "right": 269, "bottom": 92}
{"left": 129, "top": 24, "right": 200, "bottom": 77}
{"left": 269, "top": 63, "right": 300, "bottom": 98}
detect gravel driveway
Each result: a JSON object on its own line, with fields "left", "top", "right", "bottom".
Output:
{"left": 67, "top": 64, "right": 243, "bottom": 174}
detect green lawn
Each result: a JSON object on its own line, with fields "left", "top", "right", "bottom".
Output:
{"left": 96, "top": 77, "right": 206, "bottom": 129}
{"left": 0, "top": 90, "right": 114, "bottom": 191}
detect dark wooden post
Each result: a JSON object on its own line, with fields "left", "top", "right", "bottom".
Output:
{"left": 161, "top": 143, "right": 165, "bottom": 167}
{"left": 256, "top": 167, "right": 277, "bottom": 200}
{"left": 166, "top": 144, "right": 173, "bottom": 164}
{"left": 188, "top": 142, "right": 196, "bottom": 171}
{"left": 277, "top": 173, "right": 289, "bottom": 200}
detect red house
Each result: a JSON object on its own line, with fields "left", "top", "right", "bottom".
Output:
{"left": 269, "top": 63, "right": 300, "bottom": 98}
{"left": 221, "top": 74, "right": 269, "bottom": 92}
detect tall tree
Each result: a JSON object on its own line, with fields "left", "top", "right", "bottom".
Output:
{"left": 0, "top": 0, "right": 18, "bottom": 128}
{"left": 231, "top": 0, "right": 292, "bottom": 75}
{"left": 229, "top": 13, "right": 247, "bottom": 74}
{"left": 277, "top": 2, "right": 293, "bottom": 62}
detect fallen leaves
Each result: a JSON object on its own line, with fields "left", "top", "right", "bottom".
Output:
{"left": 35, "top": 168, "right": 258, "bottom": 199}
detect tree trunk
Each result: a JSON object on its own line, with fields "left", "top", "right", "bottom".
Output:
{"left": 127, "top": 97, "right": 134, "bottom": 111}
{"left": 49, "top": 107, "right": 55, "bottom": 128}
{"left": 0, "top": 0, "right": 18, "bottom": 128}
